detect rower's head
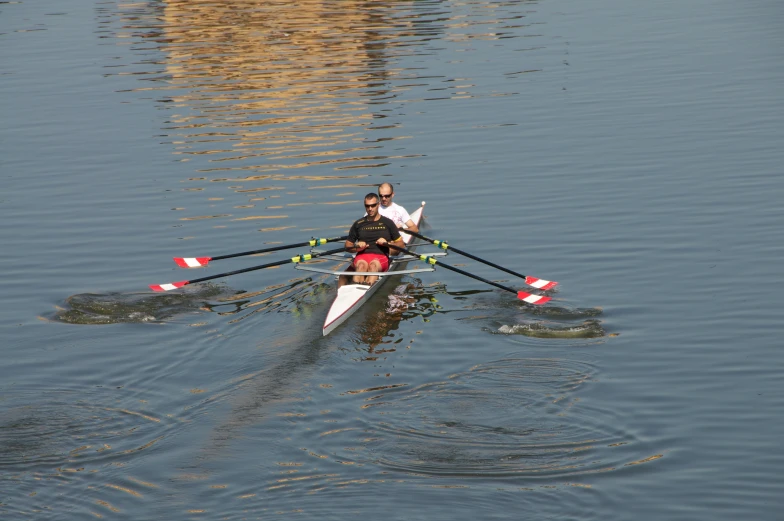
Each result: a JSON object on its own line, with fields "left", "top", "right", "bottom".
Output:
{"left": 378, "top": 182, "right": 394, "bottom": 207}
{"left": 364, "top": 193, "right": 380, "bottom": 218}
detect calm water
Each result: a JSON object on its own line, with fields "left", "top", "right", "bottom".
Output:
{"left": 2, "top": 0, "right": 783, "bottom": 519}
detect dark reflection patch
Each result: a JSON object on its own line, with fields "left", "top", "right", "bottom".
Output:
{"left": 51, "top": 286, "right": 229, "bottom": 325}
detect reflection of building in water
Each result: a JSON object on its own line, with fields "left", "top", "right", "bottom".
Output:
{"left": 109, "top": 0, "right": 444, "bottom": 232}
{"left": 147, "top": 0, "right": 431, "bottom": 179}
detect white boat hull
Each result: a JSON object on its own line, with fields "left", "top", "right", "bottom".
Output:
{"left": 322, "top": 202, "right": 425, "bottom": 335}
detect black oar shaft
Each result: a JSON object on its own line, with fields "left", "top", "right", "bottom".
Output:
{"left": 407, "top": 230, "right": 528, "bottom": 280}
{"left": 190, "top": 247, "right": 347, "bottom": 285}
{"left": 388, "top": 245, "right": 517, "bottom": 295}
{"left": 212, "top": 236, "right": 346, "bottom": 261}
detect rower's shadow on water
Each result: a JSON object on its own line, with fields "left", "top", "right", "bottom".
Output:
{"left": 157, "top": 276, "right": 352, "bottom": 461}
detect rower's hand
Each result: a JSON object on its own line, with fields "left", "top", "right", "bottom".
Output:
{"left": 376, "top": 238, "right": 387, "bottom": 246}
{"left": 356, "top": 241, "right": 367, "bottom": 251}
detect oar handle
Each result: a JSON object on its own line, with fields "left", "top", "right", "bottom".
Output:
{"left": 211, "top": 236, "right": 347, "bottom": 261}
{"left": 386, "top": 244, "right": 518, "bottom": 295}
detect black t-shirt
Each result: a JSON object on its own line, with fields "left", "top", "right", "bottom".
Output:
{"left": 347, "top": 215, "right": 401, "bottom": 256}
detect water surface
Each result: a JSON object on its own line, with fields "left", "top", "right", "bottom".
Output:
{"left": 2, "top": 0, "right": 783, "bottom": 519}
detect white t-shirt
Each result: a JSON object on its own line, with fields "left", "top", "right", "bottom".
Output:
{"left": 378, "top": 202, "right": 411, "bottom": 227}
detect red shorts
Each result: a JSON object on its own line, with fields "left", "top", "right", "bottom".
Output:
{"left": 353, "top": 253, "right": 389, "bottom": 272}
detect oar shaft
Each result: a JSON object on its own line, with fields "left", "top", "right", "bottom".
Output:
{"left": 407, "top": 230, "right": 528, "bottom": 280}
{"left": 435, "top": 262, "right": 518, "bottom": 294}
{"left": 387, "top": 245, "right": 517, "bottom": 295}
{"left": 194, "top": 247, "right": 347, "bottom": 283}
{"left": 212, "top": 236, "right": 346, "bottom": 261}
{"left": 187, "top": 258, "right": 292, "bottom": 285}
{"left": 152, "top": 247, "right": 347, "bottom": 291}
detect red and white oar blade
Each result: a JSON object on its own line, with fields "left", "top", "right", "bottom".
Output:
{"left": 174, "top": 257, "right": 212, "bottom": 268}
{"left": 524, "top": 276, "right": 557, "bottom": 291}
{"left": 150, "top": 281, "right": 188, "bottom": 292}
{"left": 517, "top": 291, "right": 551, "bottom": 305}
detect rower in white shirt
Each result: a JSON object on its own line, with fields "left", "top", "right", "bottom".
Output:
{"left": 375, "top": 182, "right": 419, "bottom": 233}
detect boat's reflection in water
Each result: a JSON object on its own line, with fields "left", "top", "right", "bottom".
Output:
{"left": 351, "top": 281, "right": 434, "bottom": 355}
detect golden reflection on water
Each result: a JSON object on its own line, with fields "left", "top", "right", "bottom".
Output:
{"left": 111, "top": 0, "right": 446, "bottom": 235}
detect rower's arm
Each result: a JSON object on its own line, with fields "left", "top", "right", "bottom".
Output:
{"left": 402, "top": 219, "right": 419, "bottom": 234}
{"left": 345, "top": 239, "right": 368, "bottom": 253}
{"left": 389, "top": 237, "right": 405, "bottom": 256}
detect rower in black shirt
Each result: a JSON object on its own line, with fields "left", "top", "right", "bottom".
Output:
{"left": 340, "top": 193, "right": 405, "bottom": 287}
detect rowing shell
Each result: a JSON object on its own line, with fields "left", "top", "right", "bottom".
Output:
{"left": 319, "top": 201, "right": 426, "bottom": 336}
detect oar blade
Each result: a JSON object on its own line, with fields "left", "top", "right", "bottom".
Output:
{"left": 150, "top": 281, "right": 188, "bottom": 292}
{"left": 517, "top": 291, "right": 551, "bottom": 305}
{"left": 524, "top": 276, "right": 558, "bottom": 291}
{"left": 174, "top": 257, "right": 212, "bottom": 268}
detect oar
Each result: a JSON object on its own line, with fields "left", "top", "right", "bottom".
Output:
{"left": 150, "top": 247, "right": 347, "bottom": 292}
{"left": 405, "top": 230, "right": 556, "bottom": 290}
{"left": 173, "top": 236, "right": 347, "bottom": 268}
{"left": 387, "top": 245, "right": 551, "bottom": 305}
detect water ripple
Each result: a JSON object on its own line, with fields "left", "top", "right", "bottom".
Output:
{"left": 0, "top": 394, "right": 177, "bottom": 475}
{"left": 354, "top": 357, "right": 635, "bottom": 478}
